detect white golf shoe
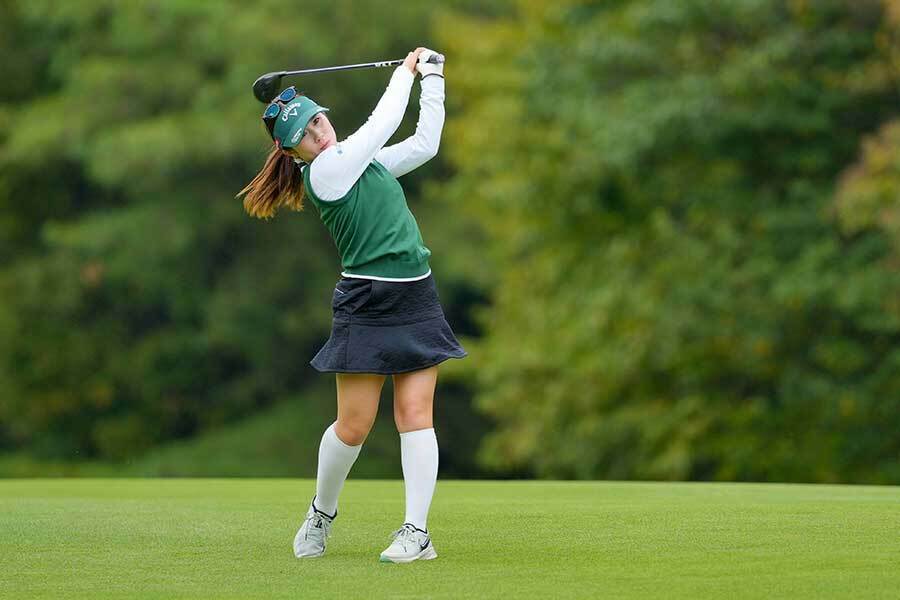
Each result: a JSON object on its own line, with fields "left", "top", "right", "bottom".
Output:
{"left": 379, "top": 523, "right": 437, "bottom": 563}
{"left": 293, "top": 501, "right": 335, "bottom": 558}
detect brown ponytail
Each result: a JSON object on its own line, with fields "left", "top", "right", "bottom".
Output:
{"left": 236, "top": 145, "right": 306, "bottom": 219}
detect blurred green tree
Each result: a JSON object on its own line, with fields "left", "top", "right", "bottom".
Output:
{"left": 438, "top": 0, "right": 900, "bottom": 482}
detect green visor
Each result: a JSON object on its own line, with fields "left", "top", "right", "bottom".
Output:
{"left": 272, "top": 96, "right": 330, "bottom": 149}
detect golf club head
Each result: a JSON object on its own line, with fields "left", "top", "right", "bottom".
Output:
{"left": 253, "top": 72, "right": 286, "bottom": 104}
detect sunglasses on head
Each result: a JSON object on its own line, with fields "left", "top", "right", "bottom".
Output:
{"left": 262, "top": 86, "right": 301, "bottom": 139}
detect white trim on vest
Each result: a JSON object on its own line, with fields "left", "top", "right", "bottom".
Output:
{"left": 340, "top": 269, "right": 431, "bottom": 282}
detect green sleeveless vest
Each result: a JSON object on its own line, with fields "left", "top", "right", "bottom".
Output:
{"left": 303, "top": 160, "right": 432, "bottom": 279}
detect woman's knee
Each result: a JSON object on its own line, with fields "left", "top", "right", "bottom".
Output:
{"left": 334, "top": 373, "right": 384, "bottom": 445}
{"left": 392, "top": 367, "right": 437, "bottom": 432}
{"left": 334, "top": 418, "right": 373, "bottom": 446}
{"left": 394, "top": 402, "right": 432, "bottom": 432}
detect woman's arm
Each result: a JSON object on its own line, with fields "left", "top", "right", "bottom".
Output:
{"left": 309, "top": 66, "right": 415, "bottom": 201}
{"left": 374, "top": 74, "right": 444, "bottom": 178}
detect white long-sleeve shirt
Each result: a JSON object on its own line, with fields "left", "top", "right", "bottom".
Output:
{"left": 303, "top": 67, "right": 445, "bottom": 202}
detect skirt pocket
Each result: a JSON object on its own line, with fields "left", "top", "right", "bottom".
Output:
{"left": 332, "top": 278, "right": 375, "bottom": 318}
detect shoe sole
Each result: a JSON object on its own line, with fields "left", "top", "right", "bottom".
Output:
{"left": 379, "top": 545, "right": 438, "bottom": 563}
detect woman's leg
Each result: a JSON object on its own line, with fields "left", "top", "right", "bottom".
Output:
{"left": 335, "top": 372, "right": 385, "bottom": 444}
{"left": 313, "top": 372, "right": 385, "bottom": 516}
{"left": 392, "top": 365, "right": 439, "bottom": 531}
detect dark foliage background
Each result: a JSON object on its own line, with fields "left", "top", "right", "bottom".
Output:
{"left": 1, "top": 0, "right": 898, "bottom": 483}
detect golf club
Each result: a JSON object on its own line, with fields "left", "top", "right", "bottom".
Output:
{"left": 252, "top": 53, "right": 445, "bottom": 103}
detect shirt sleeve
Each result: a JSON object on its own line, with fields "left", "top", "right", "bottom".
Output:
{"left": 374, "top": 74, "right": 445, "bottom": 178}
{"left": 308, "top": 66, "right": 415, "bottom": 202}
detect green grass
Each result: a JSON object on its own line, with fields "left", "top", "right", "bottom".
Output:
{"left": 1, "top": 480, "right": 898, "bottom": 599}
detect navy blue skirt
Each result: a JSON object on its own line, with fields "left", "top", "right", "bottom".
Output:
{"left": 309, "top": 273, "right": 468, "bottom": 374}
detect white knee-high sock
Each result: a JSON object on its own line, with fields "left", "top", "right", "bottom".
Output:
{"left": 400, "top": 427, "right": 438, "bottom": 531}
{"left": 313, "top": 423, "right": 362, "bottom": 517}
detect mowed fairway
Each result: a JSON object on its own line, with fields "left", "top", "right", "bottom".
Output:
{"left": 1, "top": 480, "right": 898, "bottom": 599}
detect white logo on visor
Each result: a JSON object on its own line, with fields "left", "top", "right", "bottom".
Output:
{"left": 281, "top": 102, "right": 301, "bottom": 121}
{"left": 291, "top": 128, "right": 304, "bottom": 143}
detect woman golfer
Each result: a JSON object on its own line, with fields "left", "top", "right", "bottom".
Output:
{"left": 238, "top": 47, "right": 466, "bottom": 563}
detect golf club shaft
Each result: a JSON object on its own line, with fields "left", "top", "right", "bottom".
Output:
{"left": 281, "top": 60, "right": 402, "bottom": 77}
{"left": 281, "top": 54, "right": 444, "bottom": 77}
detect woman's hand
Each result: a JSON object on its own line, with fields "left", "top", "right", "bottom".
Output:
{"left": 403, "top": 47, "right": 427, "bottom": 75}
{"left": 416, "top": 48, "right": 443, "bottom": 78}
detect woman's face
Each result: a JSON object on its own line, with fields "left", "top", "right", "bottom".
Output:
{"left": 289, "top": 112, "right": 336, "bottom": 163}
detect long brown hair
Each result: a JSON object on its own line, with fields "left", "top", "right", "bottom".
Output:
{"left": 237, "top": 143, "right": 306, "bottom": 219}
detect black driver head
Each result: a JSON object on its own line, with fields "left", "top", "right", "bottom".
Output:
{"left": 252, "top": 72, "right": 287, "bottom": 104}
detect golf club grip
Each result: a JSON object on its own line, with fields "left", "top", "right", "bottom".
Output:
{"left": 370, "top": 53, "right": 445, "bottom": 66}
